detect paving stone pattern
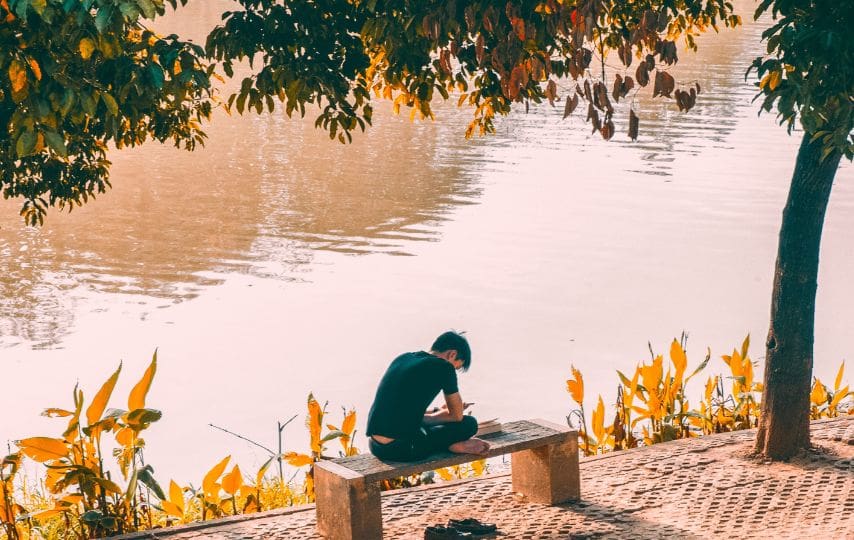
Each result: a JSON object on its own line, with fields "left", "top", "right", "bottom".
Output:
{"left": 121, "top": 417, "right": 854, "bottom": 540}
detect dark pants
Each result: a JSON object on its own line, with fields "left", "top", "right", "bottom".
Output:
{"left": 368, "top": 415, "right": 478, "bottom": 462}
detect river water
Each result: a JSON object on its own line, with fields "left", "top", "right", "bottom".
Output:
{"left": 1, "top": 3, "right": 851, "bottom": 482}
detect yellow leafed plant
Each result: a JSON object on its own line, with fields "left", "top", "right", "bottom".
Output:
{"left": 9, "top": 351, "right": 166, "bottom": 538}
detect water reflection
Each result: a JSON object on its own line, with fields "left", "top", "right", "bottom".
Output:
{"left": 0, "top": 3, "right": 818, "bottom": 352}
{"left": 0, "top": 90, "right": 484, "bottom": 348}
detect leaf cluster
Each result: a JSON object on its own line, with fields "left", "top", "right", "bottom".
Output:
{"left": 0, "top": 0, "right": 213, "bottom": 225}
{"left": 749, "top": 0, "right": 854, "bottom": 161}
{"left": 4, "top": 352, "right": 163, "bottom": 538}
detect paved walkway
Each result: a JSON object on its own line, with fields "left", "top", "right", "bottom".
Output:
{"left": 120, "top": 417, "right": 854, "bottom": 539}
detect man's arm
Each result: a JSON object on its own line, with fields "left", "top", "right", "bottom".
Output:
{"left": 422, "top": 391, "right": 465, "bottom": 425}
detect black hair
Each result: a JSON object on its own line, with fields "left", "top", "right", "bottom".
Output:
{"left": 431, "top": 331, "right": 471, "bottom": 372}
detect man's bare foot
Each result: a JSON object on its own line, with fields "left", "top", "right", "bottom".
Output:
{"left": 448, "top": 437, "right": 491, "bottom": 455}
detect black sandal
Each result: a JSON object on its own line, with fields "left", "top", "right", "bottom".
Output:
{"left": 425, "top": 524, "right": 474, "bottom": 539}
{"left": 448, "top": 518, "right": 498, "bottom": 535}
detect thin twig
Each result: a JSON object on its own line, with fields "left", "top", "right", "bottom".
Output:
{"left": 208, "top": 423, "right": 275, "bottom": 455}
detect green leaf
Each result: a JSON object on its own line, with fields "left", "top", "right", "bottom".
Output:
{"left": 81, "top": 510, "right": 103, "bottom": 523}
{"left": 30, "top": 0, "right": 45, "bottom": 15}
{"left": 148, "top": 64, "right": 164, "bottom": 89}
{"left": 12, "top": 0, "right": 30, "bottom": 19}
{"left": 126, "top": 408, "right": 162, "bottom": 429}
{"left": 320, "top": 430, "right": 345, "bottom": 443}
{"left": 43, "top": 130, "right": 68, "bottom": 157}
{"left": 16, "top": 129, "right": 36, "bottom": 157}
{"left": 126, "top": 467, "right": 139, "bottom": 500}
{"left": 137, "top": 465, "right": 166, "bottom": 500}
{"left": 101, "top": 93, "right": 119, "bottom": 116}
{"left": 95, "top": 6, "right": 113, "bottom": 32}
{"left": 135, "top": 0, "right": 155, "bottom": 18}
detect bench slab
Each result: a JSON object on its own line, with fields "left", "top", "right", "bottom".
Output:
{"left": 318, "top": 418, "right": 575, "bottom": 483}
{"left": 315, "top": 418, "right": 579, "bottom": 540}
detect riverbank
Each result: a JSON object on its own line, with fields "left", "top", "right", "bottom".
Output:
{"left": 113, "top": 416, "right": 853, "bottom": 539}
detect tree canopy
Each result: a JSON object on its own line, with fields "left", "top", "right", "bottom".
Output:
{"left": 0, "top": 0, "right": 211, "bottom": 224}
{"left": 749, "top": 0, "right": 852, "bottom": 161}
{"left": 4, "top": 0, "right": 745, "bottom": 224}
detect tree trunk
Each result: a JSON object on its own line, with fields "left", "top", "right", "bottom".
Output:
{"left": 754, "top": 132, "right": 842, "bottom": 460}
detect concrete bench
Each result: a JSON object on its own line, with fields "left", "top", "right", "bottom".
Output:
{"left": 315, "top": 419, "right": 580, "bottom": 540}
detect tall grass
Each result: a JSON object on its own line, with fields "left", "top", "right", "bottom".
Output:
{"left": 3, "top": 337, "right": 850, "bottom": 539}
{"left": 565, "top": 335, "right": 853, "bottom": 456}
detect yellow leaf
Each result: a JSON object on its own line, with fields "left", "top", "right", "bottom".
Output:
{"left": 42, "top": 408, "right": 74, "bottom": 418}
{"left": 169, "top": 480, "right": 184, "bottom": 513}
{"left": 27, "top": 58, "right": 41, "bottom": 81}
{"left": 830, "top": 386, "right": 849, "bottom": 409}
{"left": 283, "top": 452, "right": 313, "bottom": 467}
{"left": 648, "top": 390, "right": 662, "bottom": 421}
{"left": 591, "top": 396, "right": 605, "bottom": 443}
{"left": 834, "top": 361, "right": 845, "bottom": 392}
{"left": 161, "top": 500, "right": 183, "bottom": 519}
{"left": 221, "top": 465, "right": 243, "bottom": 496}
{"left": 743, "top": 356, "right": 754, "bottom": 390}
{"left": 60, "top": 494, "right": 83, "bottom": 505}
{"left": 30, "top": 508, "right": 65, "bottom": 520}
{"left": 202, "top": 455, "right": 231, "bottom": 498}
{"left": 115, "top": 426, "right": 134, "bottom": 447}
{"left": 566, "top": 365, "right": 584, "bottom": 405}
{"left": 726, "top": 350, "right": 744, "bottom": 378}
{"left": 307, "top": 395, "right": 322, "bottom": 454}
{"left": 342, "top": 409, "right": 356, "bottom": 435}
{"left": 740, "top": 334, "right": 750, "bottom": 360}
{"left": 16, "top": 437, "right": 68, "bottom": 462}
{"left": 45, "top": 466, "right": 67, "bottom": 491}
{"left": 436, "top": 467, "right": 453, "bottom": 481}
{"left": 624, "top": 367, "right": 640, "bottom": 409}
{"left": 128, "top": 351, "right": 157, "bottom": 410}
{"left": 705, "top": 376, "right": 716, "bottom": 403}
{"left": 670, "top": 340, "right": 687, "bottom": 383}
{"left": 641, "top": 356, "right": 663, "bottom": 392}
{"left": 79, "top": 38, "right": 95, "bottom": 60}
{"left": 769, "top": 70, "right": 781, "bottom": 91}
{"left": 93, "top": 477, "right": 122, "bottom": 494}
{"left": 255, "top": 457, "right": 273, "bottom": 487}
{"left": 86, "top": 363, "right": 122, "bottom": 426}
{"left": 8, "top": 60, "right": 27, "bottom": 93}
{"left": 810, "top": 380, "right": 828, "bottom": 406}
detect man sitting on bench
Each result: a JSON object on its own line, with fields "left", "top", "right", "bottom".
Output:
{"left": 367, "top": 331, "right": 491, "bottom": 461}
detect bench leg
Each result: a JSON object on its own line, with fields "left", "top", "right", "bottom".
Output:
{"left": 315, "top": 467, "right": 382, "bottom": 540}
{"left": 510, "top": 437, "right": 580, "bottom": 504}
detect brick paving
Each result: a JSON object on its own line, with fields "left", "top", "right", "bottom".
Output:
{"left": 118, "top": 417, "right": 854, "bottom": 539}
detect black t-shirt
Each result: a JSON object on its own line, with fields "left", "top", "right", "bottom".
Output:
{"left": 366, "top": 351, "right": 459, "bottom": 438}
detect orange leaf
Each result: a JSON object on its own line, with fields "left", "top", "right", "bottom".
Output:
{"left": 307, "top": 395, "right": 323, "bottom": 454}
{"left": 221, "top": 465, "right": 243, "bottom": 496}
{"left": 8, "top": 60, "right": 27, "bottom": 93}
{"left": 17, "top": 437, "right": 68, "bottom": 462}
{"left": 168, "top": 480, "right": 184, "bottom": 514}
{"left": 342, "top": 410, "right": 356, "bottom": 435}
{"left": 566, "top": 365, "right": 584, "bottom": 405}
{"left": 591, "top": 396, "right": 605, "bottom": 443}
{"left": 669, "top": 339, "right": 687, "bottom": 382}
{"left": 283, "top": 452, "right": 314, "bottom": 467}
{"left": 27, "top": 58, "right": 41, "bottom": 81}
{"left": 86, "top": 363, "right": 122, "bottom": 426}
{"left": 128, "top": 351, "right": 157, "bottom": 411}
{"left": 202, "top": 455, "right": 231, "bottom": 498}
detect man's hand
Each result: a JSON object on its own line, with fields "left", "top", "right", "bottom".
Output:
{"left": 423, "top": 392, "right": 466, "bottom": 424}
